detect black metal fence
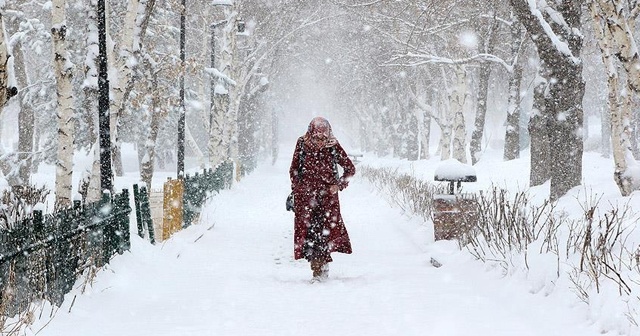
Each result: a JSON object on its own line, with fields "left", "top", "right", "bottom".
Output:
{"left": 133, "top": 184, "right": 155, "bottom": 244}
{"left": 183, "top": 161, "right": 234, "bottom": 227}
{"left": 0, "top": 160, "right": 238, "bottom": 318}
{"left": 131, "top": 160, "right": 234, "bottom": 243}
{"left": 0, "top": 190, "right": 131, "bottom": 317}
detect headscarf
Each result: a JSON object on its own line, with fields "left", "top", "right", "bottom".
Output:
{"left": 303, "top": 117, "right": 337, "bottom": 151}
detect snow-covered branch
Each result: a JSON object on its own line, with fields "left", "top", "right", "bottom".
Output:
{"left": 526, "top": 0, "right": 580, "bottom": 64}
{"left": 388, "top": 52, "right": 513, "bottom": 72}
{"left": 205, "top": 67, "right": 237, "bottom": 86}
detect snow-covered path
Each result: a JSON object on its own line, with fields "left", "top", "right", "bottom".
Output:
{"left": 32, "top": 156, "right": 603, "bottom": 336}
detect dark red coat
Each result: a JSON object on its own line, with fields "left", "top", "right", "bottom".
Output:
{"left": 289, "top": 137, "right": 356, "bottom": 260}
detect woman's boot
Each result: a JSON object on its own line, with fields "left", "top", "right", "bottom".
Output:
{"left": 310, "top": 260, "right": 322, "bottom": 278}
{"left": 320, "top": 263, "right": 329, "bottom": 280}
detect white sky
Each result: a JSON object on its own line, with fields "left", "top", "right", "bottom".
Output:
{"left": 20, "top": 141, "right": 639, "bottom": 336}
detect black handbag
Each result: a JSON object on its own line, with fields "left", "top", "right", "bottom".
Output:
{"left": 286, "top": 192, "right": 294, "bottom": 212}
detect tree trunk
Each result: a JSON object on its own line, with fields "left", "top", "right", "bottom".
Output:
{"left": 52, "top": 0, "right": 76, "bottom": 210}
{"left": 422, "top": 111, "right": 431, "bottom": 160}
{"left": 528, "top": 77, "right": 551, "bottom": 186}
{"left": 222, "top": 5, "right": 239, "bottom": 170}
{"left": 511, "top": 0, "right": 585, "bottom": 201}
{"left": 504, "top": 20, "right": 524, "bottom": 161}
{"left": 451, "top": 66, "right": 468, "bottom": 163}
{"left": 271, "top": 109, "right": 278, "bottom": 165}
{"left": 14, "top": 41, "right": 35, "bottom": 186}
{"left": 140, "top": 71, "right": 162, "bottom": 190}
{"left": 470, "top": 16, "right": 499, "bottom": 165}
{"left": 209, "top": 6, "right": 238, "bottom": 169}
{"left": 79, "top": 0, "right": 100, "bottom": 203}
{"left": 0, "top": 12, "right": 15, "bottom": 109}
{"left": 470, "top": 62, "right": 491, "bottom": 165}
{"left": 589, "top": 0, "right": 636, "bottom": 195}
{"left": 109, "top": 0, "right": 141, "bottom": 177}
{"left": 209, "top": 87, "right": 229, "bottom": 169}
{"left": 601, "top": 105, "right": 611, "bottom": 158}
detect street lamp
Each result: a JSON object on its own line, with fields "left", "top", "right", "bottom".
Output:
{"left": 97, "top": 0, "right": 113, "bottom": 192}
{"left": 177, "top": 0, "right": 186, "bottom": 178}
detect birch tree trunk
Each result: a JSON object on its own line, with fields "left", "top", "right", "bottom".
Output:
{"left": 451, "top": 66, "right": 468, "bottom": 163}
{"left": 421, "top": 110, "right": 431, "bottom": 160}
{"left": 223, "top": 5, "right": 239, "bottom": 173}
{"left": 185, "top": 123, "right": 204, "bottom": 166}
{"left": 590, "top": 0, "right": 638, "bottom": 195}
{"left": 209, "top": 5, "right": 238, "bottom": 169}
{"left": 209, "top": 86, "right": 229, "bottom": 169}
{"left": 140, "top": 70, "right": 162, "bottom": 190}
{"left": 595, "top": 0, "right": 640, "bottom": 93}
{"left": 470, "top": 17, "right": 499, "bottom": 165}
{"left": 81, "top": 0, "right": 101, "bottom": 203}
{"left": 0, "top": 12, "right": 15, "bottom": 109}
{"left": 270, "top": 109, "right": 278, "bottom": 165}
{"left": 52, "top": 0, "right": 75, "bottom": 209}
{"left": 14, "top": 41, "right": 35, "bottom": 186}
{"left": 109, "top": 0, "right": 141, "bottom": 176}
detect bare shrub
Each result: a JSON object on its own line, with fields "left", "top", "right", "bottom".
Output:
{"left": 359, "top": 166, "right": 445, "bottom": 221}
{"left": 360, "top": 164, "right": 640, "bottom": 329}
{"left": 0, "top": 185, "right": 50, "bottom": 230}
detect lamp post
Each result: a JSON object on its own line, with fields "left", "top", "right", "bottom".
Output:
{"left": 97, "top": 0, "right": 112, "bottom": 192}
{"left": 177, "top": 0, "right": 186, "bottom": 178}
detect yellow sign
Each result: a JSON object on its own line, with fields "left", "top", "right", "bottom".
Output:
{"left": 163, "top": 179, "right": 184, "bottom": 240}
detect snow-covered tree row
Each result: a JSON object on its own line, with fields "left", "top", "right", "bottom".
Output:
{"left": 0, "top": 0, "right": 638, "bottom": 204}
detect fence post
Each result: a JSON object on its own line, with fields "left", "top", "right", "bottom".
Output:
{"left": 133, "top": 184, "right": 144, "bottom": 238}
{"left": 140, "top": 186, "right": 155, "bottom": 245}
{"left": 100, "top": 192, "right": 113, "bottom": 265}
{"left": 183, "top": 173, "right": 193, "bottom": 228}
{"left": 119, "top": 188, "right": 131, "bottom": 253}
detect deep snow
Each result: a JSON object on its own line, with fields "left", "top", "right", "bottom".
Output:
{"left": 20, "top": 144, "right": 631, "bottom": 336}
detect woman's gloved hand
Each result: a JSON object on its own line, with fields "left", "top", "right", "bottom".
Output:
{"left": 337, "top": 178, "right": 349, "bottom": 191}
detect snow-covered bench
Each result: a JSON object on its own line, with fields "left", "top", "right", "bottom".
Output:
{"left": 432, "top": 159, "right": 479, "bottom": 241}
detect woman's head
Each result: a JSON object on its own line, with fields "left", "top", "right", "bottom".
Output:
{"left": 305, "top": 117, "right": 336, "bottom": 149}
{"left": 308, "top": 117, "right": 331, "bottom": 138}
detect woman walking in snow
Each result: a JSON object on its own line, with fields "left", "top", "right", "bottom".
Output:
{"left": 289, "top": 117, "right": 356, "bottom": 282}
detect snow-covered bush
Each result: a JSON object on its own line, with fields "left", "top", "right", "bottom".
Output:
{"left": 360, "top": 164, "right": 640, "bottom": 334}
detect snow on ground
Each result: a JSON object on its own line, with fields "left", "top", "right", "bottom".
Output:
{"left": 24, "top": 144, "right": 618, "bottom": 336}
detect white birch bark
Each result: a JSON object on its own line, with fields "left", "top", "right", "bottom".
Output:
{"left": 596, "top": 0, "right": 640, "bottom": 93}
{"left": 591, "top": 0, "right": 638, "bottom": 195}
{"left": 81, "top": 0, "right": 102, "bottom": 203}
{"left": 209, "top": 84, "right": 229, "bottom": 169}
{"left": 209, "top": 5, "right": 238, "bottom": 169}
{"left": 185, "top": 123, "right": 204, "bottom": 166}
{"left": 86, "top": 141, "right": 102, "bottom": 202}
{"left": 451, "top": 66, "right": 468, "bottom": 164}
{"left": 437, "top": 94, "right": 452, "bottom": 161}
{"left": 0, "top": 12, "right": 12, "bottom": 109}
{"left": 52, "top": 0, "right": 75, "bottom": 209}
{"left": 109, "top": 0, "right": 140, "bottom": 176}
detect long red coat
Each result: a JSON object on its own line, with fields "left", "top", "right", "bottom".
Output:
{"left": 289, "top": 137, "right": 356, "bottom": 261}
